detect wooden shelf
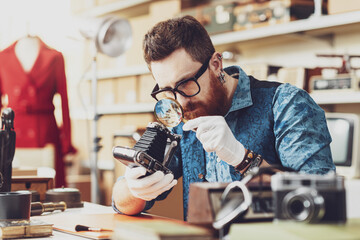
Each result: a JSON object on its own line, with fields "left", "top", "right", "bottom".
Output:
{"left": 71, "top": 92, "right": 360, "bottom": 119}
{"left": 70, "top": 103, "right": 154, "bottom": 119}
{"left": 310, "top": 92, "right": 360, "bottom": 105}
{"left": 97, "top": 103, "right": 154, "bottom": 115}
{"left": 210, "top": 11, "right": 360, "bottom": 46}
{"left": 81, "top": 10, "right": 360, "bottom": 107}
{"left": 86, "top": 65, "right": 149, "bottom": 80}
{"left": 81, "top": 0, "right": 151, "bottom": 17}
{"left": 88, "top": 11, "right": 360, "bottom": 81}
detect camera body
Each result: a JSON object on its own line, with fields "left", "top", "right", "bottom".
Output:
{"left": 271, "top": 172, "right": 346, "bottom": 223}
{"left": 113, "top": 122, "right": 181, "bottom": 175}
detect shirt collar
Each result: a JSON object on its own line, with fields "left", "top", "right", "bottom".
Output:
{"left": 224, "top": 65, "right": 253, "bottom": 115}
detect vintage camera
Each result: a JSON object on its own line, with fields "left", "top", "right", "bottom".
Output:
{"left": 0, "top": 108, "right": 16, "bottom": 192}
{"left": 271, "top": 172, "right": 346, "bottom": 223}
{"left": 113, "top": 122, "right": 181, "bottom": 175}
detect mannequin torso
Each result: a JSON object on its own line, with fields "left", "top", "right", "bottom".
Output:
{"left": 14, "top": 37, "right": 40, "bottom": 73}
{"left": 0, "top": 37, "right": 76, "bottom": 187}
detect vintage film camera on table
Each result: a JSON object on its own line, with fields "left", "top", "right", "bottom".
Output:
{"left": 194, "top": 168, "right": 347, "bottom": 239}
{"left": 271, "top": 171, "right": 346, "bottom": 224}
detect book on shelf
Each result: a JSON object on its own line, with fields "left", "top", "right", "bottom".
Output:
{"left": 0, "top": 219, "right": 53, "bottom": 239}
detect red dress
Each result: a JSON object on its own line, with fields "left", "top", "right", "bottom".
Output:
{"left": 0, "top": 38, "right": 76, "bottom": 187}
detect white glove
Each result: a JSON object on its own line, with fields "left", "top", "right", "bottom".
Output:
{"left": 125, "top": 166, "right": 177, "bottom": 201}
{"left": 183, "top": 116, "right": 245, "bottom": 166}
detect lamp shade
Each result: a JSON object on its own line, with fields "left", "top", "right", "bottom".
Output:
{"left": 79, "top": 16, "right": 132, "bottom": 57}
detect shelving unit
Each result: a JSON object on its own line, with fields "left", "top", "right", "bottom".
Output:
{"left": 85, "top": 64, "right": 149, "bottom": 81}
{"left": 97, "top": 103, "right": 154, "bottom": 115}
{"left": 81, "top": 0, "right": 151, "bottom": 17}
{"left": 91, "top": 11, "right": 360, "bottom": 80}
{"left": 211, "top": 11, "right": 360, "bottom": 46}
{"left": 70, "top": 102, "right": 155, "bottom": 119}
{"left": 310, "top": 92, "right": 360, "bottom": 105}
{"left": 84, "top": 10, "right": 360, "bottom": 112}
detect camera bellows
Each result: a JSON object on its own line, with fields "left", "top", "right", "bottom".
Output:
{"left": 112, "top": 122, "right": 181, "bottom": 175}
{"left": 134, "top": 123, "right": 168, "bottom": 162}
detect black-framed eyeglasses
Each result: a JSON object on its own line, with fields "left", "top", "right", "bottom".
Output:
{"left": 151, "top": 57, "right": 211, "bottom": 101}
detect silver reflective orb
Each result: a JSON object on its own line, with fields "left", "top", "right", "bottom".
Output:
{"left": 154, "top": 98, "right": 184, "bottom": 127}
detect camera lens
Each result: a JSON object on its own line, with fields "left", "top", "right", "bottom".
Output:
{"left": 282, "top": 187, "right": 325, "bottom": 223}
{"left": 289, "top": 199, "right": 305, "bottom": 216}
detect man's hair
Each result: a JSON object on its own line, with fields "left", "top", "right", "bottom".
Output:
{"left": 143, "top": 15, "right": 215, "bottom": 67}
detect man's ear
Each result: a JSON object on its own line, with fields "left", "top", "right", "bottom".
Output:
{"left": 209, "top": 52, "right": 223, "bottom": 72}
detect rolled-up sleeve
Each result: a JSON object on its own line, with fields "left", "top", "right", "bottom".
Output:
{"left": 111, "top": 176, "right": 155, "bottom": 214}
{"left": 272, "top": 84, "right": 336, "bottom": 174}
{"left": 112, "top": 144, "right": 183, "bottom": 214}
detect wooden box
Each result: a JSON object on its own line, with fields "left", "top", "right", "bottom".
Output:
{"left": 11, "top": 176, "right": 54, "bottom": 201}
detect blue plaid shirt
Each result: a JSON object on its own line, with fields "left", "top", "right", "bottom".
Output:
{"left": 113, "top": 65, "right": 335, "bottom": 220}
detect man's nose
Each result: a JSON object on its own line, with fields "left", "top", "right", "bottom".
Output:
{"left": 175, "top": 93, "right": 190, "bottom": 108}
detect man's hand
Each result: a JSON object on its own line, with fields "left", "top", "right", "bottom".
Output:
{"left": 183, "top": 116, "right": 245, "bottom": 166}
{"left": 125, "top": 167, "right": 177, "bottom": 201}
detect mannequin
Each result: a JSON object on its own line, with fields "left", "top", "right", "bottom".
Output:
{"left": 14, "top": 36, "right": 40, "bottom": 73}
{"left": 0, "top": 36, "right": 76, "bottom": 187}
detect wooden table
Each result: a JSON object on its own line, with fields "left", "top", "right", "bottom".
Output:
{"left": 229, "top": 219, "right": 360, "bottom": 240}
{"left": 29, "top": 202, "right": 214, "bottom": 240}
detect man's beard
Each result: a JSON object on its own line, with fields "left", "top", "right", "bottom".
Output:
{"left": 183, "top": 71, "right": 229, "bottom": 120}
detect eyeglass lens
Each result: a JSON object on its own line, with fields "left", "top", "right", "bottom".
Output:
{"left": 155, "top": 79, "right": 200, "bottom": 100}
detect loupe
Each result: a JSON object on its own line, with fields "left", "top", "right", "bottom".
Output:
{"left": 154, "top": 98, "right": 185, "bottom": 127}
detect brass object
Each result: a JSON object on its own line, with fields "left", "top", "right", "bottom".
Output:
{"left": 31, "top": 201, "right": 67, "bottom": 216}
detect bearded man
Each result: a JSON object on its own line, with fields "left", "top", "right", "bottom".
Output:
{"left": 112, "top": 15, "right": 335, "bottom": 220}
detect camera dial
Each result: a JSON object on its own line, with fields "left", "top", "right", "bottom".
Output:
{"left": 282, "top": 187, "right": 325, "bottom": 223}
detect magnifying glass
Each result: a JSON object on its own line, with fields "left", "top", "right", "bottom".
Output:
{"left": 154, "top": 98, "right": 186, "bottom": 127}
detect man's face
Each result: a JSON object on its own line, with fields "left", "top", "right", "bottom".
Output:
{"left": 150, "top": 48, "right": 227, "bottom": 120}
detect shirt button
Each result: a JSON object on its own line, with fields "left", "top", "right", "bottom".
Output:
{"left": 198, "top": 173, "right": 204, "bottom": 179}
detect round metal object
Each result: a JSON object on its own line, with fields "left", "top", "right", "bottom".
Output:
{"left": 154, "top": 98, "right": 184, "bottom": 127}
{"left": 96, "top": 16, "right": 132, "bottom": 57}
{"left": 45, "top": 188, "right": 83, "bottom": 208}
{"left": 45, "top": 188, "right": 84, "bottom": 208}
{"left": 78, "top": 16, "right": 132, "bottom": 57}
{"left": 30, "top": 190, "right": 40, "bottom": 202}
